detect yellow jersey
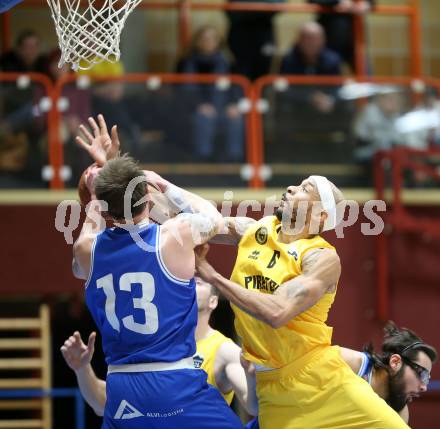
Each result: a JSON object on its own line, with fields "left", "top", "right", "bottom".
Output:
{"left": 195, "top": 330, "right": 235, "bottom": 405}
{"left": 230, "top": 216, "right": 337, "bottom": 369}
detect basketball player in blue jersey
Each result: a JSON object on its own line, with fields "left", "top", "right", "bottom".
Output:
{"left": 60, "top": 277, "right": 257, "bottom": 417}
{"left": 72, "top": 117, "right": 243, "bottom": 429}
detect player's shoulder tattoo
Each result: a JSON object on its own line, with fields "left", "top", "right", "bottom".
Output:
{"left": 301, "top": 247, "right": 338, "bottom": 273}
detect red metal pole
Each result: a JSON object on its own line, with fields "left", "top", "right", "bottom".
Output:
{"left": 353, "top": 10, "right": 367, "bottom": 76}
{"left": 376, "top": 227, "right": 390, "bottom": 321}
{"left": 178, "top": 0, "right": 191, "bottom": 54}
{"left": 391, "top": 148, "right": 404, "bottom": 223}
{"left": 374, "top": 149, "right": 390, "bottom": 321}
{"left": 49, "top": 82, "right": 64, "bottom": 189}
{"left": 373, "top": 151, "right": 386, "bottom": 202}
{"left": 1, "top": 12, "right": 11, "bottom": 54}
{"left": 409, "top": 0, "right": 422, "bottom": 77}
{"left": 250, "top": 79, "right": 266, "bottom": 189}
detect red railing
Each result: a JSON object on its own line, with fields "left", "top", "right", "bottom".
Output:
{"left": 0, "top": 72, "right": 254, "bottom": 188}
{"left": 2, "top": 73, "right": 439, "bottom": 190}
{"left": 252, "top": 74, "right": 347, "bottom": 184}
{"left": 252, "top": 75, "right": 440, "bottom": 178}
{"left": 1, "top": 0, "right": 422, "bottom": 77}
{"left": 374, "top": 146, "right": 440, "bottom": 321}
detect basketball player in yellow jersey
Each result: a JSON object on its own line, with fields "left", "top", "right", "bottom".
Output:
{"left": 196, "top": 176, "right": 409, "bottom": 429}
{"left": 60, "top": 276, "right": 256, "bottom": 416}
{"left": 242, "top": 321, "right": 437, "bottom": 428}
{"left": 193, "top": 276, "right": 255, "bottom": 413}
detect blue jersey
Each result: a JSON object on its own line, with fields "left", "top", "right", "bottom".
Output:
{"left": 85, "top": 222, "right": 197, "bottom": 365}
{"left": 357, "top": 352, "right": 374, "bottom": 383}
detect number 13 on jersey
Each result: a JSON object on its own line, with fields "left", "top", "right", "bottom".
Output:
{"left": 96, "top": 272, "right": 159, "bottom": 335}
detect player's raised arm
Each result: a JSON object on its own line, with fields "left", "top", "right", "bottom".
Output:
{"left": 73, "top": 165, "right": 107, "bottom": 280}
{"left": 160, "top": 178, "right": 225, "bottom": 247}
{"left": 210, "top": 217, "right": 257, "bottom": 246}
{"left": 196, "top": 246, "right": 341, "bottom": 329}
{"left": 60, "top": 332, "right": 107, "bottom": 416}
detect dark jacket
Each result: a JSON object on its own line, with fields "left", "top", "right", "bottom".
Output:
{"left": 0, "top": 51, "right": 48, "bottom": 74}
{"left": 177, "top": 52, "right": 232, "bottom": 108}
{"left": 280, "top": 45, "right": 342, "bottom": 75}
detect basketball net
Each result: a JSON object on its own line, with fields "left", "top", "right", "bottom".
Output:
{"left": 46, "top": 0, "right": 141, "bottom": 71}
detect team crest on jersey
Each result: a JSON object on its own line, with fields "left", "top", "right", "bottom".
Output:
{"left": 255, "top": 227, "right": 268, "bottom": 245}
{"left": 248, "top": 250, "right": 260, "bottom": 260}
{"left": 193, "top": 354, "right": 205, "bottom": 369}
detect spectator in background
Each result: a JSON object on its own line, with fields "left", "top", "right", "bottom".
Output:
{"left": 280, "top": 21, "right": 342, "bottom": 75}
{"left": 355, "top": 88, "right": 440, "bottom": 186}
{"left": 0, "top": 30, "right": 48, "bottom": 73}
{"left": 424, "top": 88, "right": 440, "bottom": 146}
{"left": 280, "top": 22, "right": 342, "bottom": 114}
{"left": 226, "top": 0, "right": 278, "bottom": 80}
{"left": 177, "top": 25, "right": 244, "bottom": 162}
{"left": 79, "top": 60, "right": 143, "bottom": 159}
{"left": 0, "top": 31, "right": 50, "bottom": 187}
{"left": 309, "top": 0, "right": 374, "bottom": 72}
{"left": 353, "top": 89, "right": 403, "bottom": 163}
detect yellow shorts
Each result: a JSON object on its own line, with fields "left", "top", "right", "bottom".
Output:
{"left": 256, "top": 346, "right": 409, "bottom": 429}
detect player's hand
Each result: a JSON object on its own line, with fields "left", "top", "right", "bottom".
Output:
{"left": 195, "top": 244, "right": 216, "bottom": 282}
{"left": 76, "top": 114, "right": 120, "bottom": 167}
{"left": 195, "top": 243, "right": 210, "bottom": 260}
{"left": 84, "top": 164, "right": 101, "bottom": 197}
{"left": 60, "top": 331, "right": 96, "bottom": 372}
{"left": 240, "top": 352, "right": 256, "bottom": 376}
{"left": 143, "top": 170, "right": 170, "bottom": 193}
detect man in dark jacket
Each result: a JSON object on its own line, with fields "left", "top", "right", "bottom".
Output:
{"left": 280, "top": 22, "right": 342, "bottom": 114}
{"left": 280, "top": 21, "right": 342, "bottom": 76}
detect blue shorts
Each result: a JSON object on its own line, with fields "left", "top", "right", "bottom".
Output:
{"left": 103, "top": 368, "right": 243, "bottom": 429}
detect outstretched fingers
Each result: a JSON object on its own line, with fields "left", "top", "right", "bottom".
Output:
{"left": 79, "top": 124, "right": 94, "bottom": 144}
{"left": 88, "top": 116, "right": 100, "bottom": 138}
{"left": 111, "top": 125, "right": 120, "bottom": 149}
{"left": 97, "top": 114, "right": 108, "bottom": 135}
{"left": 87, "top": 331, "right": 96, "bottom": 351}
{"left": 74, "top": 135, "right": 89, "bottom": 152}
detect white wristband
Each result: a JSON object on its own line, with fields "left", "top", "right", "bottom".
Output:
{"left": 164, "top": 186, "right": 192, "bottom": 213}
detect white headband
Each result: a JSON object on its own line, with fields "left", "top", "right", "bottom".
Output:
{"left": 310, "top": 175, "right": 337, "bottom": 232}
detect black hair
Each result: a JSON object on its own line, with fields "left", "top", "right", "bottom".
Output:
{"left": 364, "top": 321, "right": 437, "bottom": 370}
{"left": 16, "top": 30, "right": 39, "bottom": 47}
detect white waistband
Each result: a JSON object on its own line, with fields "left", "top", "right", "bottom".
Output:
{"left": 108, "top": 357, "right": 195, "bottom": 374}
{"left": 254, "top": 363, "right": 275, "bottom": 372}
